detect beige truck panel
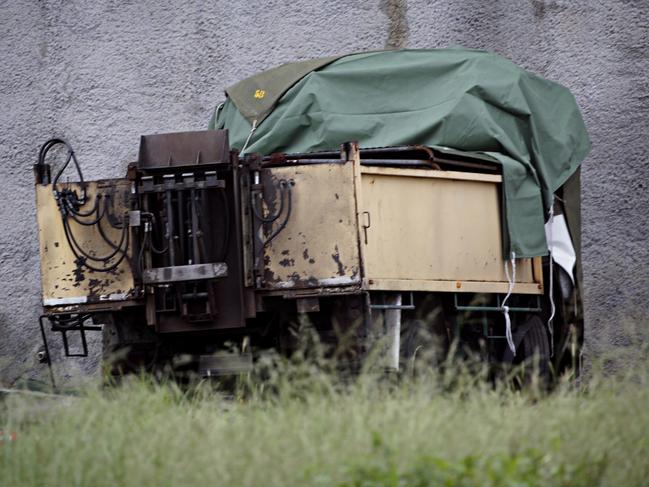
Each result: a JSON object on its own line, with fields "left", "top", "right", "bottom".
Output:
{"left": 261, "top": 162, "right": 362, "bottom": 290}
{"left": 359, "top": 165, "right": 542, "bottom": 295}
{"left": 36, "top": 180, "right": 136, "bottom": 307}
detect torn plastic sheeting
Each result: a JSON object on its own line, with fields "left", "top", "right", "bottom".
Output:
{"left": 545, "top": 213, "right": 577, "bottom": 284}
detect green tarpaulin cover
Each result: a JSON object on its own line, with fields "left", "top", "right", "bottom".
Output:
{"left": 210, "top": 48, "right": 590, "bottom": 258}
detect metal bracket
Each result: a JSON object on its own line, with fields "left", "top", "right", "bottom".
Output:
{"left": 142, "top": 262, "right": 228, "bottom": 284}
{"left": 38, "top": 314, "right": 103, "bottom": 390}
{"left": 452, "top": 294, "right": 541, "bottom": 343}
{"left": 370, "top": 291, "right": 415, "bottom": 310}
{"left": 453, "top": 293, "right": 541, "bottom": 313}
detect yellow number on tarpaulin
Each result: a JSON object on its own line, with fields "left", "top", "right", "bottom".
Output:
{"left": 254, "top": 89, "right": 266, "bottom": 99}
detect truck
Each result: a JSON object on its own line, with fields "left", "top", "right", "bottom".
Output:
{"left": 33, "top": 49, "right": 589, "bottom": 384}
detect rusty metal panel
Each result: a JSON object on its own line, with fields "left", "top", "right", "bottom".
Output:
{"left": 137, "top": 130, "right": 229, "bottom": 170}
{"left": 359, "top": 166, "right": 542, "bottom": 295}
{"left": 36, "top": 180, "right": 137, "bottom": 307}
{"left": 260, "top": 162, "right": 361, "bottom": 290}
{"left": 142, "top": 263, "right": 227, "bottom": 284}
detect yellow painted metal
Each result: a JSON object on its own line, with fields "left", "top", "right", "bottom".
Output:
{"left": 364, "top": 278, "right": 541, "bottom": 294}
{"left": 358, "top": 164, "right": 543, "bottom": 295}
{"left": 261, "top": 162, "right": 362, "bottom": 290}
{"left": 361, "top": 165, "right": 503, "bottom": 183}
{"left": 35, "top": 180, "right": 136, "bottom": 307}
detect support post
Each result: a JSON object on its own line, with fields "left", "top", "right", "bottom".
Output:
{"left": 384, "top": 293, "right": 402, "bottom": 371}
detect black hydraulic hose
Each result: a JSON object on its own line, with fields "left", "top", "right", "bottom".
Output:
{"left": 39, "top": 138, "right": 129, "bottom": 273}
{"left": 62, "top": 218, "right": 129, "bottom": 272}
{"left": 140, "top": 212, "right": 168, "bottom": 254}
{"left": 137, "top": 230, "right": 149, "bottom": 276}
{"left": 190, "top": 188, "right": 200, "bottom": 264}
{"left": 150, "top": 233, "right": 168, "bottom": 254}
{"left": 103, "top": 194, "right": 125, "bottom": 229}
{"left": 64, "top": 197, "right": 107, "bottom": 226}
{"left": 176, "top": 190, "right": 187, "bottom": 263}
{"left": 65, "top": 194, "right": 100, "bottom": 217}
{"left": 64, "top": 217, "right": 122, "bottom": 264}
{"left": 53, "top": 152, "right": 82, "bottom": 191}
{"left": 38, "top": 138, "right": 72, "bottom": 166}
{"left": 95, "top": 197, "right": 127, "bottom": 251}
{"left": 96, "top": 215, "right": 120, "bottom": 251}
{"left": 192, "top": 188, "right": 230, "bottom": 262}
{"left": 259, "top": 181, "right": 292, "bottom": 252}
{"left": 164, "top": 188, "right": 176, "bottom": 265}
{"left": 194, "top": 192, "right": 208, "bottom": 264}
{"left": 252, "top": 182, "right": 286, "bottom": 223}
{"left": 217, "top": 188, "right": 230, "bottom": 261}
{"left": 39, "top": 138, "right": 87, "bottom": 202}
{"left": 63, "top": 214, "right": 128, "bottom": 263}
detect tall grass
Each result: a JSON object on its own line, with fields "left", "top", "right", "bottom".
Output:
{"left": 1, "top": 350, "right": 648, "bottom": 486}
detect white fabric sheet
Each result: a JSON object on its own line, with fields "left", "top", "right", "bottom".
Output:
{"left": 545, "top": 214, "right": 576, "bottom": 284}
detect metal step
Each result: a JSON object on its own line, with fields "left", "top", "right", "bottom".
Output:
{"left": 199, "top": 352, "right": 253, "bottom": 377}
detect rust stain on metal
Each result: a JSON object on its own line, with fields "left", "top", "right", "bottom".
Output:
{"left": 285, "top": 271, "right": 319, "bottom": 287}
{"left": 279, "top": 258, "right": 295, "bottom": 268}
{"left": 303, "top": 248, "right": 315, "bottom": 264}
{"left": 331, "top": 245, "right": 345, "bottom": 277}
{"left": 86, "top": 277, "right": 104, "bottom": 302}
{"left": 72, "top": 258, "right": 85, "bottom": 286}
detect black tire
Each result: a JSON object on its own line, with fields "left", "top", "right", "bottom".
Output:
{"left": 515, "top": 314, "right": 551, "bottom": 385}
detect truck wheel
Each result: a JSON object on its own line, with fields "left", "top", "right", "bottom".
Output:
{"left": 514, "top": 314, "right": 551, "bottom": 385}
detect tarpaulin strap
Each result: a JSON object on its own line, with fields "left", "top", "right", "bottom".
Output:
{"left": 240, "top": 119, "right": 258, "bottom": 156}
{"left": 502, "top": 251, "right": 517, "bottom": 355}
{"left": 547, "top": 201, "right": 556, "bottom": 357}
{"left": 502, "top": 318, "right": 535, "bottom": 364}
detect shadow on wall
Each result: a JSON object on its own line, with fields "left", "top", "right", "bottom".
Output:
{"left": 530, "top": 0, "right": 568, "bottom": 20}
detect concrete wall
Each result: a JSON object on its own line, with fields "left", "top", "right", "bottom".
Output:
{"left": 1, "top": 0, "right": 647, "bottom": 384}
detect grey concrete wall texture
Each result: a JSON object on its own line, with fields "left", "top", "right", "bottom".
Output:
{"left": 1, "top": 0, "right": 647, "bottom": 384}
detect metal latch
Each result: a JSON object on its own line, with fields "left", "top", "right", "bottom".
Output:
{"left": 361, "top": 211, "right": 371, "bottom": 244}
{"left": 128, "top": 210, "right": 141, "bottom": 227}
